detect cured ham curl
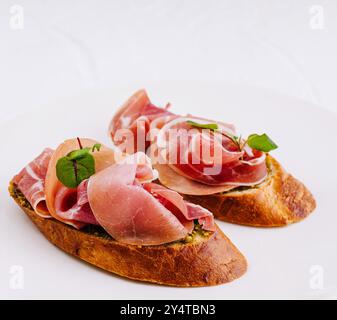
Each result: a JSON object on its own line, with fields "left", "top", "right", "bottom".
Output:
{"left": 109, "top": 90, "right": 268, "bottom": 195}
{"left": 109, "top": 89, "right": 174, "bottom": 154}
{"left": 45, "top": 138, "right": 117, "bottom": 228}
{"left": 13, "top": 148, "right": 53, "bottom": 217}
{"left": 53, "top": 179, "right": 98, "bottom": 225}
{"left": 158, "top": 121, "right": 267, "bottom": 189}
{"left": 13, "top": 138, "right": 117, "bottom": 228}
{"left": 87, "top": 153, "right": 215, "bottom": 245}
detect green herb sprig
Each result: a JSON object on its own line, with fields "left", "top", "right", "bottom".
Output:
{"left": 186, "top": 120, "right": 219, "bottom": 131}
{"left": 56, "top": 138, "right": 102, "bottom": 188}
{"left": 186, "top": 120, "right": 278, "bottom": 153}
{"left": 245, "top": 133, "right": 278, "bottom": 152}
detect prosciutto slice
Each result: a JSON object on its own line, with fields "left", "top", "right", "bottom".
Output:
{"left": 13, "top": 148, "right": 54, "bottom": 217}
{"left": 143, "top": 183, "right": 215, "bottom": 233}
{"left": 109, "top": 89, "right": 174, "bottom": 153}
{"left": 156, "top": 117, "right": 267, "bottom": 187}
{"left": 13, "top": 139, "right": 116, "bottom": 228}
{"left": 109, "top": 90, "right": 268, "bottom": 195}
{"left": 87, "top": 153, "right": 215, "bottom": 245}
{"left": 53, "top": 179, "right": 98, "bottom": 225}
{"left": 186, "top": 203, "right": 214, "bottom": 231}
{"left": 153, "top": 163, "right": 235, "bottom": 196}
{"left": 45, "top": 138, "right": 117, "bottom": 228}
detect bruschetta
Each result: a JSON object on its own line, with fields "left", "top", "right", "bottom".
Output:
{"left": 9, "top": 138, "right": 247, "bottom": 286}
{"left": 108, "top": 90, "right": 316, "bottom": 227}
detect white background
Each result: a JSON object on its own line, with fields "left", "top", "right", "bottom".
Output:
{"left": 1, "top": 1, "right": 337, "bottom": 300}
{"left": 1, "top": 0, "right": 337, "bottom": 123}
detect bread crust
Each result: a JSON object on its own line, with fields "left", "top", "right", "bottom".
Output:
{"left": 9, "top": 184, "right": 247, "bottom": 287}
{"left": 184, "top": 156, "right": 316, "bottom": 227}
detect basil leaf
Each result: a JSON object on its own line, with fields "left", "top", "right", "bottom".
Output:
{"left": 247, "top": 133, "right": 278, "bottom": 152}
{"left": 55, "top": 141, "right": 102, "bottom": 188}
{"left": 56, "top": 157, "right": 80, "bottom": 189}
{"left": 186, "top": 120, "right": 218, "bottom": 130}
{"left": 75, "top": 153, "right": 95, "bottom": 183}
{"left": 67, "top": 148, "right": 91, "bottom": 160}
{"left": 66, "top": 143, "right": 101, "bottom": 160}
{"left": 56, "top": 152, "right": 96, "bottom": 188}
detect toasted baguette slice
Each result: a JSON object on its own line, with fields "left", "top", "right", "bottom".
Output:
{"left": 9, "top": 182, "right": 247, "bottom": 287}
{"left": 183, "top": 156, "right": 316, "bottom": 227}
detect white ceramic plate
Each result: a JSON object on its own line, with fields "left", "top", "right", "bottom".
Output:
{"left": 1, "top": 84, "right": 336, "bottom": 299}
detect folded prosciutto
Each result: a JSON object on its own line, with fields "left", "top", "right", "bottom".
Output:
{"left": 13, "top": 148, "right": 54, "bottom": 218}
{"left": 44, "top": 138, "right": 117, "bottom": 228}
{"left": 109, "top": 89, "right": 174, "bottom": 154}
{"left": 108, "top": 90, "right": 268, "bottom": 195}
{"left": 88, "top": 152, "right": 215, "bottom": 245}
{"left": 13, "top": 139, "right": 215, "bottom": 245}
